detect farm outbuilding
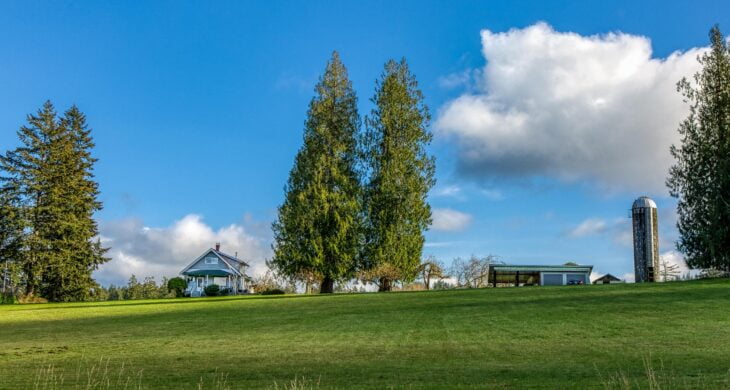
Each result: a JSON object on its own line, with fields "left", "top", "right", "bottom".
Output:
{"left": 488, "top": 264, "right": 593, "bottom": 287}
{"left": 592, "top": 273, "right": 624, "bottom": 284}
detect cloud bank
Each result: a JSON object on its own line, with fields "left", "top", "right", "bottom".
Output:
{"left": 436, "top": 22, "right": 705, "bottom": 193}
{"left": 95, "top": 214, "right": 271, "bottom": 286}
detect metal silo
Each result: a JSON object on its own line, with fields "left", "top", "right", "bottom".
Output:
{"left": 632, "top": 196, "right": 659, "bottom": 282}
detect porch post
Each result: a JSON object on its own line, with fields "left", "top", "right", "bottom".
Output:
{"left": 492, "top": 268, "right": 497, "bottom": 288}
{"left": 515, "top": 271, "right": 520, "bottom": 287}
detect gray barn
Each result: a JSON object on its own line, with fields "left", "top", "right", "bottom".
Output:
{"left": 489, "top": 264, "right": 593, "bottom": 287}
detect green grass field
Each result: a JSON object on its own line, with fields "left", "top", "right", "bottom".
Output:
{"left": 1, "top": 279, "right": 730, "bottom": 389}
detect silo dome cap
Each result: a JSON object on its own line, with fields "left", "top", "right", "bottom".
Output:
{"left": 632, "top": 196, "right": 657, "bottom": 209}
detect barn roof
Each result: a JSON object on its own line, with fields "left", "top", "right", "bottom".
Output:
{"left": 594, "top": 273, "right": 622, "bottom": 281}
{"left": 489, "top": 264, "right": 593, "bottom": 273}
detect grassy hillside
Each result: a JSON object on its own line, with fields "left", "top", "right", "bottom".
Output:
{"left": 1, "top": 280, "right": 729, "bottom": 389}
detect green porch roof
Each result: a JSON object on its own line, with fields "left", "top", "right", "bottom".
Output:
{"left": 182, "top": 269, "right": 234, "bottom": 277}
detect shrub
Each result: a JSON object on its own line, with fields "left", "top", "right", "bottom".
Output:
{"left": 167, "top": 277, "right": 187, "bottom": 297}
{"left": 0, "top": 294, "right": 17, "bottom": 305}
{"left": 204, "top": 284, "right": 220, "bottom": 297}
{"left": 17, "top": 294, "right": 48, "bottom": 304}
{"left": 261, "top": 288, "right": 285, "bottom": 295}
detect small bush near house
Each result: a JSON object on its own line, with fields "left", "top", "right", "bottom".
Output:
{"left": 0, "top": 294, "right": 17, "bottom": 304}
{"left": 261, "top": 288, "right": 285, "bottom": 295}
{"left": 167, "top": 277, "right": 187, "bottom": 297}
{"left": 204, "top": 284, "right": 220, "bottom": 296}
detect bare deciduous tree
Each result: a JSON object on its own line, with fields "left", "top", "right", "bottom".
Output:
{"left": 450, "top": 255, "right": 500, "bottom": 288}
{"left": 660, "top": 258, "right": 681, "bottom": 282}
{"left": 417, "top": 256, "right": 447, "bottom": 290}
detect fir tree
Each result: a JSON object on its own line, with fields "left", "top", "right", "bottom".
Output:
{"left": 271, "top": 52, "right": 362, "bottom": 293}
{"left": 362, "top": 59, "right": 435, "bottom": 291}
{"left": 668, "top": 26, "right": 730, "bottom": 273}
{"left": 0, "top": 102, "right": 59, "bottom": 296}
{"left": 0, "top": 101, "right": 108, "bottom": 301}
{"left": 0, "top": 186, "right": 24, "bottom": 295}
{"left": 40, "top": 106, "right": 108, "bottom": 301}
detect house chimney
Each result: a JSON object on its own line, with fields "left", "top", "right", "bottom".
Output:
{"left": 215, "top": 242, "right": 220, "bottom": 251}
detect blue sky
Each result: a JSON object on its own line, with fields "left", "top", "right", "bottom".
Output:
{"left": 1, "top": 1, "right": 728, "bottom": 285}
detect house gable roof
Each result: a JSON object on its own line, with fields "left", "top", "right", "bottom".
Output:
{"left": 212, "top": 249, "right": 249, "bottom": 267}
{"left": 180, "top": 248, "right": 249, "bottom": 276}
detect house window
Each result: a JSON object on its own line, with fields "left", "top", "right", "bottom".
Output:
{"left": 205, "top": 257, "right": 218, "bottom": 265}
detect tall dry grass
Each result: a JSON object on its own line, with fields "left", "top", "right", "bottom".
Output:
{"left": 33, "top": 358, "right": 143, "bottom": 389}
{"left": 600, "top": 356, "right": 730, "bottom": 389}
{"left": 32, "top": 359, "right": 321, "bottom": 389}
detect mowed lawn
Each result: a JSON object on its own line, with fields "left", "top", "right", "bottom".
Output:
{"left": 1, "top": 280, "right": 730, "bottom": 389}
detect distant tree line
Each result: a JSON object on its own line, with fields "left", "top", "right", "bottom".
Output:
{"left": 90, "top": 276, "right": 173, "bottom": 301}
{"left": 79, "top": 276, "right": 190, "bottom": 301}
{"left": 1, "top": 102, "right": 108, "bottom": 302}
{"left": 270, "top": 52, "right": 435, "bottom": 293}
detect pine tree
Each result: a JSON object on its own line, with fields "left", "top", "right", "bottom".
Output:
{"left": 271, "top": 52, "right": 362, "bottom": 293}
{"left": 1, "top": 102, "right": 59, "bottom": 296}
{"left": 0, "top": 101, "right": 108, "bottom": 301}
{"left": 668, "top": 26, "right": 730, "bottom": 273}
{"left": 0, "top": 186, "right": 24, "bottom": 295}
{"left": 362, "top": 59, "right": 435, "bottom": 291}
{"left": 39, "top": 106, "right": 108, "bottom": 301}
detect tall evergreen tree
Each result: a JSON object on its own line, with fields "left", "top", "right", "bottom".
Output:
{"left": 0, "top": 102, "right": 59, "bottom": 296}
{"left": 362, "top": 59, "right": 435, "bottom": 291}
{"left": 668, "top": 26, "right": 730, "bottom": 273}
{"left": 40, "top": 106, "right": 108, "bottom": 301}
{"left": 0, "top": 186, "right": 24, "bottom": 295}
{"left": 0, "top": 101, "right": 108, "bottom": 301}
{"left": 271, "top": 52, "right": 362, "bottom": 293}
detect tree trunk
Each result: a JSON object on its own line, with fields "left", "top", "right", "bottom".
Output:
{"left": 320, "top": 276, "right": 334, "bottom": 294}
{"left": 24, "top": 259, "right": 35, "bottom": 297}
{"left": 25, "top": 282, "right": 34, "bottom": 297}
{"left": 304, "top": 280, "right": 312, "bottom": 294}
{"left": 378, "top": 277, "right": 392, "bottom": 292}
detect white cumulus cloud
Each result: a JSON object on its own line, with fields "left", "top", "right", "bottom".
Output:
{"left": 568, "top": 218, "right": 608, "bottom": 238}
{"left": 95, "top": 214, "right": 271, "bottom": 286}
{"left": 431, "top": 208, "right": 473, "bottom": 232}
{"left": 436, "top": 22, "right": 706, "bottom": 193}
{"left": 566, "top": 217, "right": 633, "bottom": 247}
